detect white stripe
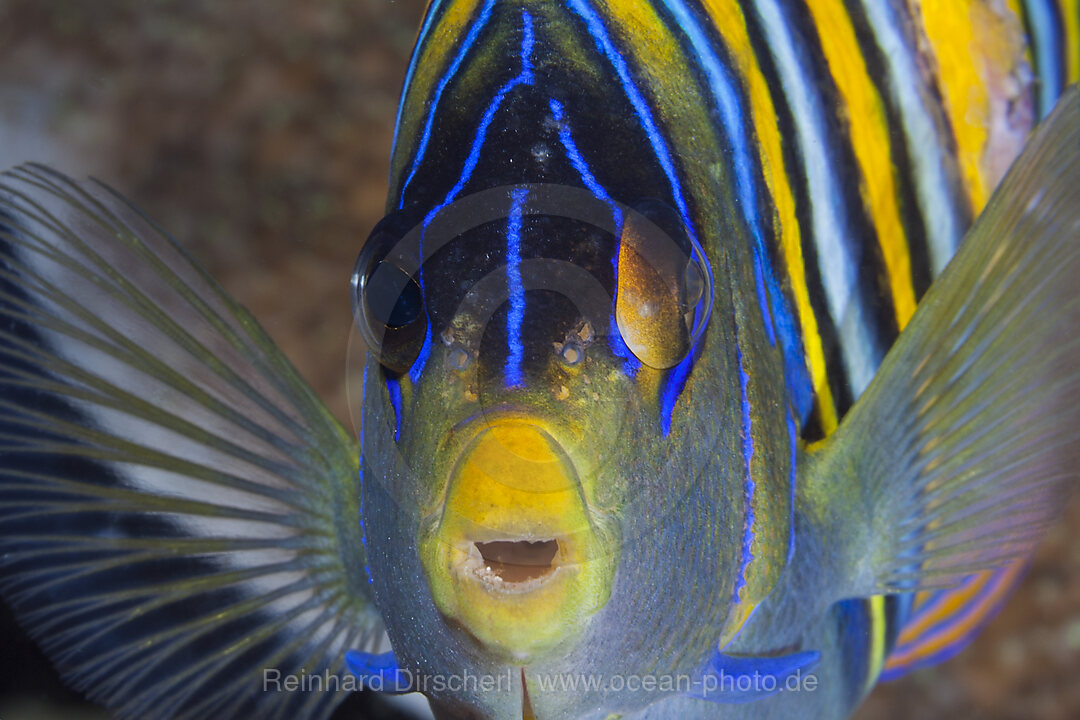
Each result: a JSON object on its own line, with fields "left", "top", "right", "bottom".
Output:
{"left": 859, "top": 0, "right": 963, "bottom": 275}
{"left": 8, "top": 182, "right": 312, "bottom": 593}
{"left": 750, "top": 0, "right": 880, "bottom": 395}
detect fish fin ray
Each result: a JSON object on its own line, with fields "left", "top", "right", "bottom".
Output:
{"left": 880, "top": 562, "right": 1027, "bottom": 680}
{"left": 0, "top": 165, "right": 382, "bottom": 720}
{"left": 807, "top": 88, "right": 1080, "bottom": 596}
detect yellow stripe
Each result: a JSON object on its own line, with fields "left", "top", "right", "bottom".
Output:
{"left": 865, "top": 595, "right": 887, "bottom": 691}
{"left": 1005, "top": 0, "right": 1037, "bottom": 89}
{"left": 389, "top": 0, "right": 484, "bottom": 201}
{"left": 1062, "top": 0, "right": 1080, "bottom": 84}
{"left": 702, "top": 0, "right": 839, "bottom": 432}
{"left": 803, "top": 0, "right": 917, "bottom": 330}
{"left": 920, "top": 1, "right": 1035, "bottom": 214}
{"left": 918, "top": 1, "right": 990, "bottom": 211}
{"left": 884, "top": 562, "right": 1025, "bottom": 672}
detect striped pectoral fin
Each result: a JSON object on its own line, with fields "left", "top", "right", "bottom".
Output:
{"left": 804, "top": 88, "right": 1080, "bottom": 599}
{"left": 0, "top": 165, "right": 384, "bottom": 720}
{"left": 880, "top": 561, "right": 1028, "bottom": 679}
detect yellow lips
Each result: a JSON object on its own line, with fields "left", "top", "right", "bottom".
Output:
{"left": 420, "top": 419, "right": 615, "bottom": 660}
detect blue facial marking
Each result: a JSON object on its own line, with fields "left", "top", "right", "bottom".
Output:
{"left": 549, "top": 97, "right": 639, "bottom": 375}
{"left": 386, "top": 376, "right": 403, "bottom": 442}
{"left": 408, "top": 324, "right": 433, "bottom": 385}
{"left": 505, "top": 187, "right": 528, "bottom": 387}
{"left": 398, "top": 0, "right": 498, "bottom": 206}
{"left": 659, "top": 346, "right": 695, "bottom": 436}
{"left": 786, "top": 405, "right": 797, "bottom": 564}
{"left": 421, "top": 11, "right": 535, "bottom": 230}
{"left": 733, "top": 339, "right": 755, "bottom": 604}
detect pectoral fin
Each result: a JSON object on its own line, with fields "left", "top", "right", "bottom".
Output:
{"left": 806, "top": 87, "right": 1080, "bottom": 597}
{"left": 0, "top": 165, "right": 384, "bottom": 719}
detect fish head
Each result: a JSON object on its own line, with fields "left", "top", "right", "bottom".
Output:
{"left": 349, "top": 3, "right": 795, "bottom": 715}
{"left": 352, "top": 185, "right": 714, "bottom": 657}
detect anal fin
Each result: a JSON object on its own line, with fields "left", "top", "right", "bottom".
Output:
{"left": 881, "top": 561, "right": 1027, "bottom": 679}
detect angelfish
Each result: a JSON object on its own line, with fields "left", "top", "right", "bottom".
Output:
{"left": 0, "top": 2, "right": 1079, "bottom": 720}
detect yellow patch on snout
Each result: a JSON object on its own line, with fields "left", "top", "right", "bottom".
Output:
{"left": 420, "top": 420, "right": 615, "bottom": 660}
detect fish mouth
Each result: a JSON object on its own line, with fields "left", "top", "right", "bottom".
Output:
{"left": 419, "top": 416, "right": 616, "bottom": 659}
{"left": 469, "top": 538, "right": 561, "bottom": 590}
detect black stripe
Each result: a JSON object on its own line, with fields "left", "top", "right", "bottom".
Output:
{"left": 885, "top": 0, "right": 975, "bottom": 242}
{"left": 844, "top": 0, "right": 934, "bottom": 299}
{"left": 778, "top": 0, "right": 900, "bottom": 354}
{"left": 883, "top": 594, "right": 905, "bottom": 654}
{"left": 737, "top": 1, "right": 855, "bottom": 429}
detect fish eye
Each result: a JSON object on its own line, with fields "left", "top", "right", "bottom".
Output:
{"left": 351, "top": 212, "right": 429, "bottom": 376}
{"left": 614, "top": 199, "right": 713, "bottom": 369}
{"left": 367, "top": 263, "right": 423, "bottom": 329}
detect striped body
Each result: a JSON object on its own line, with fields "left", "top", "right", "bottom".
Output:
{"left": 386, "top": 0, "right": 1079, "bottom": 715}
{"left": 394, "top": 0, "right": 1080, "bottom": 431}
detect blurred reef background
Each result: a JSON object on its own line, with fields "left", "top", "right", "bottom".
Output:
{"left": 0, "top": 2, "right": 1076, "bottom": 718}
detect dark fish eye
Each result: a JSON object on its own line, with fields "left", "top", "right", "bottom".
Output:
{"left": 614, "top": 199, "right": 713, "bottom": 369}
{"left": 351, "top": 212, "right": 429, "bottom": 376}
{"left": 367, "top": 263, "right": 423, "bottom": 329}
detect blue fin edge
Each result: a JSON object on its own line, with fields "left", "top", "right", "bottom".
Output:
{"left": 345, "top": 650, "right": 411, "bottom": 693}
{"left": 686, "top": 648, "right": 821, "bottom": 704}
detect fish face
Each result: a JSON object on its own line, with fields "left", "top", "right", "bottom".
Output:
{"left": 352, "top": 190, "right": 704, "bottom": 664}
{"left": 349, "top": 3, "right": 794, "bottom": 715}
{"left": 348, "top": 174, "right": 756, "bottom": 690}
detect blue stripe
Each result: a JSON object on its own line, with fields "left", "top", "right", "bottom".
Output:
{"left": 879, "top": 570, "right": 1015, "bottom": 680}
{"left": 549, "top": 98, "right": 623, "bottom": 227}
{"left": 901, "top": 573, "right": 1002, "bottom": 643}
{"left": 391, "top": 0, "right": 445, "bottom": 168}
{"left": 505, "top": 187, "right": 527, "bottom": 387}
{"left": 411, "top": 11, "right": 535, "bottom": 383}
{"left": 660, "top": 0, "right": 814, "bottom": 420}
{"left": 659, "top": 345, "right": 694, "bottom": 436}
{"left": 408, "top": 324, "right": 433, "bottom": 384}
{"left": 398, "top": 0, "right": 498, "bottom": 206}
{"left": 386, "top": 376, "right": 403, "bottom": 442}
{"left": 658, "top": 0, "right": 776, "bottom": 343}
{"left": 549, "top": 97, "right": 639, "bottom": 375}
{"left": 565, "top": 0, "right": 696, "bottom": 247}
{"left": 1026, "top": 0, "right": 1065, "bottom": 118}
{"left": 785, "top": 406, "right": 797, "bottom": 564}
{"left": 568, "top": 0, "right": 724, "bottom": 419}
{"left": 421, "top": 10, "right": 535, "bottom": 230}
{"left": 733, "top": 339, "right": 756, "bottom": 602}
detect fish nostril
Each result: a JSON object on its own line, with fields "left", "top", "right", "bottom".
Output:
{"left": 475, "top": 539, "right": 559, "bottom": 583}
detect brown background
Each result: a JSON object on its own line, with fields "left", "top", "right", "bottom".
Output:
{"left": 0, "top": 2, "right": 1076, "bottom": 718}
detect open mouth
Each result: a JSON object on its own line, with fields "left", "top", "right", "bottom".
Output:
{"left": 420, "top": 417, "right": 617, "bottom": 656}
{"left": 468, "top": 538, "right": 562, "bottom": 591}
